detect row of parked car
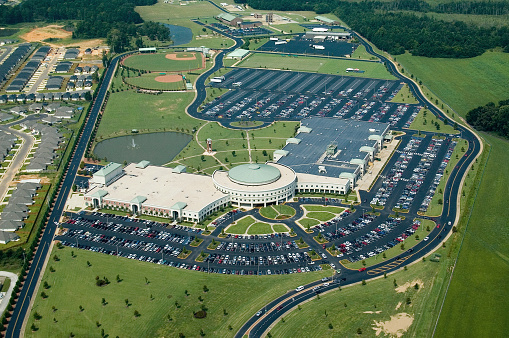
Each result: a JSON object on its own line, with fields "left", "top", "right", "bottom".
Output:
{"left": 204, "top": 252, "right": 313, "bottom": 267}
{"left": 216, "top": 240, "right": 300, "bottom": 253}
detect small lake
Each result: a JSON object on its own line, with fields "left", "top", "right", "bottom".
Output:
{"left": 94, "top": 132, "right": 192, "bottom": 166}
{"left": 163, "top": 24, "right": 193, "bottom": 46}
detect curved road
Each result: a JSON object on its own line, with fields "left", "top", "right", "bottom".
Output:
{"left": 235, "top": 29, "right": 481, "bottom": 338}
{"left": 5, "top": 55, "right": 122, "bottom": 338}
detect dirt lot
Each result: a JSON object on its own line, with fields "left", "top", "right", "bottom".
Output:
{"left": 20, "top": 25, "right": 72, "bottom": 43}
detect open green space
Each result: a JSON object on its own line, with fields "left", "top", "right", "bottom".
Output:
{"left": 305, "top": 211, "right": 336, "bottom": 222}
{"left": 408, "top": 108, "right": 459, "bottom": 134}
{"left": 124, "top": 73, "right": 185, "bottom": 91}
{"left": 344, "top": 219, "right": 433, "bottom": 270}
{"left": 94, "top": 91, "right": 198, "bottom": 142}
{"left": 390, "top": 84, "right": 418, "bottom": 104}
{"left": 434, "top": 133, "right": 509, "bottom": 337}
{"left": 26, "top": 246, "right": 328, "bottom": 337}
{"left": 259, "top": 204, "right": 296, "bottom": 220}
{"left": 397, "top": 51, "right": 509, "bottom": 115}
{"left": 246, "top": 222, "right": 273, "bottom": 235}
{"left": 269, "top": 244, "right": 455, "bottom": 337}
{"left": 237, "top": 53, "right": 396, "bottom": 80}
{"left": 123, "top": 52, "right": 203, "bottom": 72}
{"left": 272, "top": 223, "right": 289, "bottom": 233}
{"left": 0, "top": 277, "right": 11, "bottom": 292}
{"left": 301, "top": 205, "right": 344, "bottom": 214}
{"left": 350, "top": 44, "right": 378, "bottom": 60}
{"left": 225, "top": 215, "right": 256, "bottom": 234}
{"left": 298, "top": 218, "right": 320, "bottom": 229}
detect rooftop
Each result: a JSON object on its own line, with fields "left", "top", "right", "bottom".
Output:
{"left": 94, "top": 162, "right": 122, "bottom": 178}
{"left": 228, "top": 163, "right": 281, "bottom": 186}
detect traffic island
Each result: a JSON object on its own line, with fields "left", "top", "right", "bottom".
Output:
{"left": 189, "top": 238, "right": 203, "bottom": 247}
{"left": 313, "top": 234, "right": 329, "bottom": 244}
{"left": 178, "top": 249, "right": 192, "bottom": 259}
{"left": 195, "top": 252, "right": 209, "bottom": 262}
{"left": 207, "top": 240, "right": 220, "bottom": 250}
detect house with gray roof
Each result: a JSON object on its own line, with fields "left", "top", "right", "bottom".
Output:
{"left": 0, "top": 211, "right": 27, "bottom": 221}
{"left": 0, "top": 220, "right": 24, "bottom": 231}
{"left": 0, "top": 231, "right": 20, "bottom": 244}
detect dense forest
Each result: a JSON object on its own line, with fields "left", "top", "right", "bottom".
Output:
{"left": 0, "top": 0, "right": 169, "bottom": 52}
{"left": 466, "top": 100, "right": 509, "bottom": 138}
{"left": 237, "top": 0, "right": 509, "bottom": 58}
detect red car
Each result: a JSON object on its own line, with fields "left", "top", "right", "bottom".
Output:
{"left": 358, "top": 267, "right": 366, "bottom": 272}
{"left": 276, "top": 305, "right": 283, "bottom": 311}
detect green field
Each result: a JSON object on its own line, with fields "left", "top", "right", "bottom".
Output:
{"left": 259, "top": 204, "right": 296, "bottom": 220}
{"left": 237, "top": 53, "right": 396, "bottom": 80}
{"left": 225, "top": 215, "right": 256, "bottom": 234}
{"left": 306, "top": 211, "right": 336, "bottom": 222}
{"left": 351, "top": 44, "right": 378, "bottom": 60}
{"left": 434, "top": 133, "right": 509, "bottom": 337}
{"left": 268, "top": 244, "right": 455, "bottom": 337}
{"left": 273, "top": 223, "right": 289, "bottom": 233}
{"left": 94, "top": 91, "right": 198, "bottom": 142}
{"left": 397, "top": 51, "right": 509, "bottom": 115}
{"left": 26, "top": 246, "right": 328, "bottom": 337}
{"left": 124, "top": 72, "right": 185, "bottom": 91}
{"left": 298, "top": 218, "right": 320, "bottom": 228}
{"left": 123, "top": 52, "right": 203, "bottom": 72}
{"left": 408, "top": 108, "right": 459, "bottom": 134}
{"left": 391, "top": 84, "right": 418, "bottom": 104}
{"left": 246, "top": 222, "right": 273, "bottom": 235}
{"left": 301, "top": 205, "right": 344, "bottom": 213}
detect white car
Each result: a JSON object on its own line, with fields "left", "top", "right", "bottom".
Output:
{"left": 323, "top": 282, "right": 330, "bottom": 287}
{"left": 424, "top": 236, "right": 429, "bottom": 241}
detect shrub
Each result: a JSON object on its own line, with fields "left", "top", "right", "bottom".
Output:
{"left": 194, "top": 310, "right": 207, "bottom": 319}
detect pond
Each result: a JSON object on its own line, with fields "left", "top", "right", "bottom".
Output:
{"left": 93, "top": 132, "right": 192, "bottom": 166}
{"left": 163, "top": 24, "right": 193, "bottom": 46}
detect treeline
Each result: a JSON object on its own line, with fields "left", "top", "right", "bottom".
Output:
{"left": 239, "top": 0, "right": 509, "bottom": 57}
{"left": 466, "top": 100, "right": 509, "bottom": 138}
{"left": 0, "top": 0, "right": 169, "bottom": 52}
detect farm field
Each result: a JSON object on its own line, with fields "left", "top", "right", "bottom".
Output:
{"left": 397, "top": 51, "right": 509, "bottom": 115}
{"left": 25, "top": 246, "right": 328, "bottom": 337}
{"left": 122, "top": 52, "right": 203, "bottom": 72}
{"left": 237, "top": 53, "right": 396, "bottom": 80}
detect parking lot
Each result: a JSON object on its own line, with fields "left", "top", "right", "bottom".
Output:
{"left": 257, "top": 35, "right": 357, "bottom": 57}
{"left": 198, "top": 68, "right": 422, "bottom": 127}
{"left": 210, "top": 23, "right": 273, "bottom": 37}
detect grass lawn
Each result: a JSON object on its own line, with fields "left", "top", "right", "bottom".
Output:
{"left": 237, "top": 53, "right": 396, "bottom": 80}
{"left": 397, "top": 51, "right": 509, "bottom": 115}
{"left": 425, "top": 139, "right": 465, "bottom": 216}
{"left": 259, "top": 206, "right": 278, "bottom": 219}
{"left": 246, "top": 222, "right": 273, "bottom": 235}
{"left": 26, "top": 246, "right": 329, "bottom": 338}
{"left": 225, "top": 215, "right": 256, "bottom": 234}
{"left": 271, "top": 23, "right": 307, "bottom": 34}
{"left": 351, "top": 44, "right": 378, "bottom": 60}
{"left": 434, "top": 133, "right": 509, "bottom": 337}
{"left": 123, "top": 52, "right": 203, "bottom": 72}
{"left": 306, "top": 211, "right": 336, "bottom": 222}
{"left": 301, "top": 205, "right": 344, "bottom": 213}
{"left": 95, "top": 91, "right": 199, "bottom": 142}
{"left": 124, "top": 73, "right": 185, "bottom": 91}
{"left": 298, "top": 218, "right": 320, "bottom": 228}
{"left": 272, "top": 223, "right": 289, "bottom": 233}
{"left": 268, "top": 244, "right": 455, "bottom": 337}
{"left": 259, "top": 205, "right": 296, "bottom": 220}
{"left": 390, "top": 84, "right": 418, "bottom": 104}
{"left": 408, "top": 108, "right": 459, "bottom": 135}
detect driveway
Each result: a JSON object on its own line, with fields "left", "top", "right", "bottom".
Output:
{"left": 0, "top": 271, "right": 18, "bottom": 317}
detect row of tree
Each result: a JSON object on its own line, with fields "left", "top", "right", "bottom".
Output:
{"left": 466, "top": 100, "right": 509, "bottom": 138}
{"left": 0, "top": 0, "right": 169, "bottom": 53}
{"left": 237, "top": 0, "right": 509, "bottom": 58}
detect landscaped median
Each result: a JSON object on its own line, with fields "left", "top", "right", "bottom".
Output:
{"left": 225, "top": 215, "right": 289, "bottom": 235}
{"left": 297, "top": 205, "right": 346, "bottom": 231}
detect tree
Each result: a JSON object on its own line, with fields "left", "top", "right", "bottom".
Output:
{"left": 79, "top": 305, "right": 84, "bottom": 312}
{"left": 125, "top": 298, "right": 129, "bottom": 307}
{"left": 438, "top": 198, "right": 443, "bottom": 205}
{"left": 134, "top": 310, "right": 140, "bottom": 317}
{"left": 329, "top": 323, "right": 333, "bottom": 329}
{"left": 203, "top": 285, "right": 209, "bottom": 293}
{"left": 33, "top": 311, "right": 42, "bottom": 320}
{"left": 357, "top": 327, "right": 362, "bottom": 334}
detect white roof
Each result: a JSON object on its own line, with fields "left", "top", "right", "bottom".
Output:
{"left": 296, "top": 172, "right": 350, "bottom": 186}
{"left": 86, "top": 164, "right": 227, "bottom": 212}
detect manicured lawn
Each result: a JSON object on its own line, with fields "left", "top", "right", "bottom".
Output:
{"left": 408, "top": 108, "right": 459, "bottom": 135}
{"left": 268, "top": 246, "right": 455, "bottom": 337}
{"left": 225, "top": 215, "right": 256, "bottom": 234}
{"left": 237, "top": 53, "right": 396, "bottom": 80}
{"left": 351, "top": 44, "right": 378, "bottom": 60}
{"left": 390, "top": 84, "right": 418, "bottom": 104}
{"left": 306, "top": 211, "right": 336, "bottom": 222}
{"left": 26, "top": 246, "right": 329, "bottom": 338}
{"left": 95, "top": 91, "right": 199, "bottom": 141}
{"left": 434, "top": 133, "right": 509, "bottom": 337}
{"left": 260, "top": 205, "right": 296, "bottom": 220}
{"left": 397, "top": 51, "right": 509, "bottom": 115}
{"left": 123, "top": 52, "right": 203, "bottom": 72}
{"left": 301, "top": 205, "right": 344, "bottom": 213}
{"left": 259, "top": 206, "right": 278, "bottom": 219}
{"left": 299, "top": 218, "right": 320, "bottom": 228}
{"left": 247, "top": 222, "right": 273, "bottom": 235}
{"left": 272, "top": 223, "right": 289, "bottom": 233}
{"left": 124, "top": 73, "right": 186, "bottom": 91}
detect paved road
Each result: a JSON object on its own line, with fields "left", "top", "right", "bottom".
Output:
{"left": 0, "top": 127, "right": 35, "bottom": 203}
{"left": 0, "top": 272, "right": 18, "bottom": 317}
{"left": 5, "top": 54, "right": 123, "bottom": 338}
{"left": 27, "top": 47, "right": 64, "bottom": 94}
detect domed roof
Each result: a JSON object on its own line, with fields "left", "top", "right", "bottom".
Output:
{"left": 228, "top": 163, "right": 281, "bottom": 186}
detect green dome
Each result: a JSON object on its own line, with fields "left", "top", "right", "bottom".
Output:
{"left": 228, "top": 163, "right": 281, "bottom": 186}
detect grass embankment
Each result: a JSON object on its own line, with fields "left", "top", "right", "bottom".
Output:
{"left": 408, "top": 108, "right": 459, "bottom": 134}
{"left": 237, "top": 53, "right": 396, "bottom": 80}
{"left": 268, "top": 244, "right": 454, "bottom": 337}
{"left": 351, "top": 44, "right": 378, "bottom": 61}
{"left": 390, "top": 84, "right": 418, "bottom": 104}
{"left": 26, "top": 246, "right": 329, "bottom": 337}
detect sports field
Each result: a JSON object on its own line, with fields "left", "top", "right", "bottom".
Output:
{"left": 397, "top": 51, "right": 509, "bottom": 115}
{"left": 25, "top": 246, "right": 328, "bottom": 337}
{"left": 124, "top": 72, "right": 185, "bottom": 91}
{"left": 95, "top": 91, "right": 199, "bottom": 141}
{"left": 123, "top": 52, "right": 203, "bottom": 72}
{"left": 237, "top": 53, "right": 396, "bottom": 80}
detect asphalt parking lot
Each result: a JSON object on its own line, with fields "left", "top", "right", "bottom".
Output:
{"left": 198, "top": 68, "right": 422, "bottom": 127}
{"left": 210, "top": 23, "right": 273, "bottom": 37}
{"left": 257, "top": 35, "right": 357, "bottom": 57}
